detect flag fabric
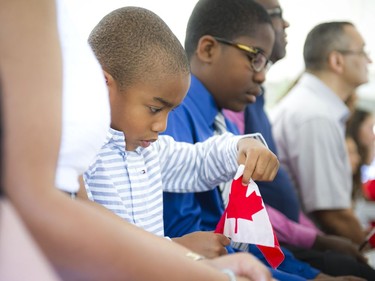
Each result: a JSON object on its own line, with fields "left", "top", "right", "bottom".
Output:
{"left": 359, "top": 227, "right": 375, "bottom": 251}
{"left": 215, "top": 165, "right": 284, "bottom": 268}
{"left": 363, "top": 179, "right": 375, "bottom": 201}
{"left": 368, "top": 229, "right": 375, "bottom": 248}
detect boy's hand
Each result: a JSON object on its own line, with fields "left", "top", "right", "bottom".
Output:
{"left": 172, "top": 231, "right": 230, "bottom": 258}
{"left": 237, "top": 138, "right": 279, "bottom": 185}
{"left": 203, "top": 252, "right": 273, "bottom": 281}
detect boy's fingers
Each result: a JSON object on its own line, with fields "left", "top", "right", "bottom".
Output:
{"left": 257, "top": 158, "right": 279, "bottom": 181}
{"left": 241, "top": 152, "right": 258, "bottom": 185}
{"left": 251, "top": 153, "right": 272, "bottom": 180}
{"left": 238, "top": 144, "right": 279, "bottom": 184}
{"left": 217, "top": 234, "right": 231, "bottom": 246}
{"left": 242, "top": 152, "right": 278, "bottom": 183}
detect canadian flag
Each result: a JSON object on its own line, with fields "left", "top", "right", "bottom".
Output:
{"left": 369, "top": 229, "right": 375, "bottom": 248}
{"left": 215, "top": 165, "right": 284, "bottom": 268}
{"left": 359, "top": 228, "right": 375, "bottom": 250}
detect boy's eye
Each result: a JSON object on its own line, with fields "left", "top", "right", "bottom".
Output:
{"left": 246, "top": 53, "right": 256, "bottom": 63}
{"left": 149, "top": 106, "right": 162, "bottom": 113}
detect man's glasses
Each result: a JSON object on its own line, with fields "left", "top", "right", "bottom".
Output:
{"left": 214, "top": 37, "right": 272, "bottom": 73}
{"left": 266, "top": 7, "right": 283, "bottom": 19}
{"left": 337, "top": 49, "right": 370, "bottom": 59}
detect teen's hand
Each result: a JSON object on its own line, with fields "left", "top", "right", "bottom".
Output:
{"left": 172, "top": 231, "right": 230, "bottom": 258}
{"left": 237, "top": 138, "right": 279, "bottom": 185}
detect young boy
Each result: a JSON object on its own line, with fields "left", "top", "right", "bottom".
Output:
{"left": 84, "top": 6, "right": 278, "bottom": 243}
{"left": 83, "top": 6, "right": 338, "bottom": 281}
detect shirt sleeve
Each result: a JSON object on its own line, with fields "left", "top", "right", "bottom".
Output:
{"left": 158, "top": 133, "right": 240, "bottom": 193}
{"left": 83, "top": 153, "right": 133, "bottom": 223}
{"left": 159, "top": 132, "right": 269, "bottom": 193}
{"left": 242, "top": 132, "right": 268, "bottom": 148}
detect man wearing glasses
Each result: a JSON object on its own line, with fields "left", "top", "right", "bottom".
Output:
{"left": 224, "top": 1, "right": 294, "bottom": 223}
{"left": 270, "top": 19, "right": 372, "bottom": 262}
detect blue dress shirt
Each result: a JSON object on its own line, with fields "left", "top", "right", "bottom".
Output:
{"left": 162, "top": 75, "right": 319, "bottom": 280}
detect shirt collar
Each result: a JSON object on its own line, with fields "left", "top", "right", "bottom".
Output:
{"left": 106, "top": 128, "right": 126, "bottom": 152}
{"left": 106, "top": 127, "right": 144, "bottom": 154}
{"left": 300, "top": 73, "right": 350, "bottom": 125}
{"left": 189, "top": 75, "right": 220, "bottom": 129}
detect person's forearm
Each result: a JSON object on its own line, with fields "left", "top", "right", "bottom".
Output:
{"left": 312, "top": 209, "right": 365, "bottom": 244}
{"left": 16, "top": 190, "right": 244, "bottom": 281}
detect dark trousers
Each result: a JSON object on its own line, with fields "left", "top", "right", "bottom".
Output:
{"left": 282, "top": 244, "right": 375, "bottom": 280}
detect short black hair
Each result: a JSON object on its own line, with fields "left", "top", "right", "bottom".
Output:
{"left": 303, "top": 21, "right": 354, "bottom": 71}
{"left": 89, "top": 6, "right": 190, "bottom": 89}
{"left": 185, "top": 0, "right": 272, "bottom": 59}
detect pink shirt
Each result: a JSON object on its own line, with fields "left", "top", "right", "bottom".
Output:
{"left": 266, "top": 205, "right": 322, "bottom": 248}
{"left": 223, "top": 110, "right": 245, "bottom": 134}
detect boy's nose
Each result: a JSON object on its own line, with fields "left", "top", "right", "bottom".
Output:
{"left": 152, "top": 118, "right": 168, "bottom": 133}
{"left": 253, "top": 70, "right": 266, "bottom": 84}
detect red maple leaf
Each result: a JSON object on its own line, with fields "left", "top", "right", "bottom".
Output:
{"left": 215, "top": 175, "right": 285, "bottom": 269}
{"left": 225, "top": 177, "right": 264, "bottom": 233}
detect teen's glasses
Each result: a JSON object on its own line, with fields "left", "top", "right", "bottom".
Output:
{"left": 214, "top": 37, "right": 272, "bottom": 73}
{"left": 266, "top": 7, "right": 283, "bottom": 19}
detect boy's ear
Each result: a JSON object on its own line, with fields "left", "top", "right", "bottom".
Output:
{"left": 103, "top": 70, "right": 114, "bottom": 86}
{"left": 103, "top": 70, "right": 120, "bottom": 99}
{"left": 195, "top": 35, "right": 219, "bottom": 63}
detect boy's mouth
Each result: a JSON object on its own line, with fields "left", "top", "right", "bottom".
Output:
{"left": 245, "top": 90, "right": 259, "bottom": 103}
{"left": 245, "top": 93, "right": 257, "bottom": 104}
{"left": 140, "top": 139, "right": 156, "bottom": 148}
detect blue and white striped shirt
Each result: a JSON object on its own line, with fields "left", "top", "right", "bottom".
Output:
{"left": 84, "top": 128, "right": 242, "bottom": 236}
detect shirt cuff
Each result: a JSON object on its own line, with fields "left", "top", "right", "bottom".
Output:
{"left": 240, "top": 133, "right": 268, "bottom": 148}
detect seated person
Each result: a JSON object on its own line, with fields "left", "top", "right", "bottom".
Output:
{"left": 83, "top": 6, "right": 280, "bottom": 278}
{"left": 270, "top": 22, "right": 371, "bottom": 245}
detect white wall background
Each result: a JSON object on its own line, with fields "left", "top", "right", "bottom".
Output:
{"left": 65, "top": 0, "right": 375, "bottom": 110}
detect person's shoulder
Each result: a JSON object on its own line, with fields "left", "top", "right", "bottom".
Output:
{"left": 273, "top": 87, "right": 324, "bottom": 118}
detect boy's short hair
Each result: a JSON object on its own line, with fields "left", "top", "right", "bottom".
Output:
{"left": 303, "top": 21, "right": 354, "bottom": 71}
{"left": 185, "top": 0, "right": 272, "bottom": 59}
{"left": 89, "top": 7, "right": 190, "bottom": 89}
